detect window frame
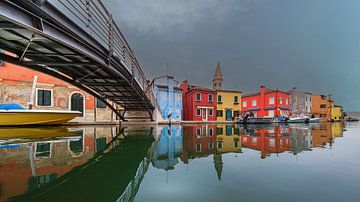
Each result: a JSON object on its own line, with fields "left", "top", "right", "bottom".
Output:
{"left": 252, "top": 99, "right": 257, "bottom": 107}
{"left": 208, "top": 94, "right": 213, "bottom": 102}
{"left": 96, "top": 98, "right": 107, "bottom": 109}
{"left": 36, "top": 88, "right": 54, "bottom": 107}
{"left": 243, "top": 101, "right": 247, "bottom": 107}
{"left": 196, "top": 108, "right": 201, "bottom": 116}
{"left": 269, "top": 97, "right": 275, "bottom": 105}
{"left": 196, "top": 93, "right": 201, "bottom": 101}
{"left": 234, "top": 96, "right": 239, "bottom": 104}
{"left": 218, "top": 95, "right": 222, "bottom": 103}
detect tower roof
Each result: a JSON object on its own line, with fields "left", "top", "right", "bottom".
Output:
{"left": 213, "top": 63, "right": 223, "bottom": 81}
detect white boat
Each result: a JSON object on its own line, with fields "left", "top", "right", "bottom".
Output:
{"left": 287, "top": 116, "right": 310, "bottom": 123}
{"left": 309, "top": 118, "right": 321, "bottom": 123}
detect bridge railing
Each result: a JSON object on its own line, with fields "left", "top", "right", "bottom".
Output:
{"left": 50, "top": 0, "right": 159, "bottom": 110}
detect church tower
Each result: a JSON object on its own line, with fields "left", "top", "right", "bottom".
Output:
{"left": 213, "top": 63, "right": 223, "bottom": 90}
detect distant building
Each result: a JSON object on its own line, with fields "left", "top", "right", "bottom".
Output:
{"left": 152, "top": 76, "right": 182, "bottom": 121}
{"left": 180, "top": 81, "right": 217, "bottom": 121}
{"left": 0, "top": 62, "right": 116, "bottom": 123}
{"left": 312, "top": 94, "right": 333, "bottom": 122}
{"left": 288, "top": 87, "right": 312, "bottom": 116}
{"left": 242, "top": 86, "right": 290, "bottom": 117}
{"left": 331, "top": 105, "right": 344, "bottom": 122}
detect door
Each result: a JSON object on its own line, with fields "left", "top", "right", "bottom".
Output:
{"left": 226, "top": 109, "right": 232, "bottom": 121}
{"left": 71, "top": 93, "right": 84, "bottom": 116}
{"left": 202, "top": 109, "right": 207, "bottom": 121}
{"left": 268, "top": 110, "right": 275, "bottom": 117}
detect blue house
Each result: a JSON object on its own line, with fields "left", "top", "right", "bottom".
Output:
{"left": 153, "top": 76, "right": 183, "bottom": 121}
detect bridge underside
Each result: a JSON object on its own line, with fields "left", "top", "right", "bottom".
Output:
{"left": 0, "top": 0, "right": 154, "bottom": 120}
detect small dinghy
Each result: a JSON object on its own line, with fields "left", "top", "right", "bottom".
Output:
{"left": 287, "top": 116, "right": 310, "bottom": 123}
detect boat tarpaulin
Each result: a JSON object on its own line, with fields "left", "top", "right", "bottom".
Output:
{"left": 0, "top": 103, "right": 26, "bottom": 110}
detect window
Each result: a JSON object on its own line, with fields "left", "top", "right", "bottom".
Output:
{"left": 234, "top": 140, "right": 239, "bottom": 148}
{"left": 196, "top": 108, "right": 201, "bottom": 116}
{"left": 234, "top": 96, "right": 239, "bottom": 103}
{"left": 320, "top": 104, "right": 326, "bottom": 109}
{"left": 196, "top": 144, "right": 201, "bottom": 152}
{"left": 268, "top": 110, "right": 275, "bottom": 117}
{"left": 216, "top": 110, "right": 223, "bottom": 117}
{"left": 243, "top": 101, "right": 247, "bottom": 107}
{"left": 279, "top": 96, "right": 283, "bottom": 104}
{"left": 269, "top": 97, "right": 275, "bottom": 104}
{"left": 209, "top": 128, "right": 214, "bottom": 136}
{"left": 286, "top": 98, "right": 289, "bottom": 105}
{"left": 218, "top": 95, "right": 222, "bottom": 103}
{"left": 216, "top": 127, "right": 223, "bottom": 135}
{"left": 196, "top": 93, "right": 201, "bottom": 101}
{"left": 96, "top": 99, "right": 106, "bottom": 108}
{"left": 37, "top": 89, "right": 52, "bottom": 107}
{"left": 234, "top": 110, "right": 240, "bottom": 118}
{"left": 209, "top": 109, "right": 213, "bottom": 116}
{"left": 208, "top": 142, "right": 214, "bottom": 149}
{"left": 196, "top": 128, "right": 201, "bottom": 136}
{"left": 208, "top": 94, "right": 213, "bottom": 102}
{"left": 217, "top": 142, "right": 223, "bottom": 149}
{"left": 252, "top": 99, "right": 257, "bottom": 106}
{"left": 35, "top": 143, "right": 51, "bottom": 158}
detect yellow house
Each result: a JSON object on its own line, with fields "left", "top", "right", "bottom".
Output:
{"left": 331, "top": 105, "right": 343, "bottom": 122}
{"left": 216, "top": 90, "right": 242, "bottom": 121}
{"left": 216, "top": 125, "right": 241, "bottom": 154}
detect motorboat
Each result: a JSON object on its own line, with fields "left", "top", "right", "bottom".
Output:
{"left": 0, "top": 104, "right": 81, "bottom": 126}
{"left": 236, "top": 117, "right": 275, "bottom": 124}
{"left": 287, "top": 116, "right": 310, "bottom": 123}
{"left": 309, "top": 117, "right": 321, "bottom": 123}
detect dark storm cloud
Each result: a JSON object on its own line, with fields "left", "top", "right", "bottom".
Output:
{"left": 106, "top": 0, "right": 360, "bottom": 111}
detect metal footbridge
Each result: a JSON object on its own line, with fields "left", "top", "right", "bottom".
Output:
{"left": 0, "top": 0, "right": 158, "bottom": 120}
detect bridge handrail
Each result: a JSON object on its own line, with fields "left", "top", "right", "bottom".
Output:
{"left": 51, "top": 0, "right": 159, "bottom": 110}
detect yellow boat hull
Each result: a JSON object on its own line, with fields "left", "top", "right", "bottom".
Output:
{"left": 0, "top": 110, "right": 81, "bottom": 126}
{"left": 0, "top": 127, "right": 81, "bottom": 139}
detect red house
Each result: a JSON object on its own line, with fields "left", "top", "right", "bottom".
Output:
{"left": 242, "top": 86, "right": 290, "bottom": 117}
{"left": 180, "top": 81, "right": 217, "bottom": 121}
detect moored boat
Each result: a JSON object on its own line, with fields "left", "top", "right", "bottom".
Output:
{"left": 236, "top": 117, "right": 275, "bottom": 124}
{"left": 309, "top": 118, "right": 321, "bottom": 123}
{"left": 0, "top": 104, "right": 81, "bottom": 126}
{"left": 287, "top": 116, "right": 310, "bottom": 123}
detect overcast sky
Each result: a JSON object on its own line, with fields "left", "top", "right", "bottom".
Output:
{"left": 105, "top": 0, "right": 360, "bottom": 111}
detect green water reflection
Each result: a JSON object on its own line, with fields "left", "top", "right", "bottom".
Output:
{"left": 0, "top": 122, "right": 359, "bottom": 202}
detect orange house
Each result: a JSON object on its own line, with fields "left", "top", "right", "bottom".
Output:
{"left": 312, "top": 94, "right": 333, "bottom": 122}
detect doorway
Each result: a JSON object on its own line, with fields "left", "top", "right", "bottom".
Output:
{"left": 226, "top": 109, "right": 232, "bottom": 121}
{"left": 202, "top": 109, "right": 207, "bottom": 121}
{"left": 70, "top": 93, "right": 84, "bottom": 116}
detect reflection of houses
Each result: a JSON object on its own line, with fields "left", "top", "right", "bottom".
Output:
{"left": 332, "top": 122, "right": 344, "bottom": 138}
{"left": 0, "top": 127, "right": 117, "bottom": 201}
{"left": 151, "top": 126, "right": 182, "bottom": 170}
{"left": 311, "top": 124, "right": 334, "bottom": 147}
{"left": 152, "top": 76, "right": 183, "bottom": 121}
{"left": 0, "top": 62, "right": 116, "bottom": 123}
{"left": 241, "top": 125, "right": 291, "bottom": 159}
{"left": 290, "top": 126, "right": 312, "bottom": 155}
{"left": 182, "top": 125, "right": 217, "bottom": 162}
{"left": 216, "top": 125, "right": 241, "bottom": 154}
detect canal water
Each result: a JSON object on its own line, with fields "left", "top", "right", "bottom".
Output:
{"left": 0, "top": 122, "right": 359, "bottom": 202}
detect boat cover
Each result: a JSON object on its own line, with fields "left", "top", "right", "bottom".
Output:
{"left": 0, "top": 103, "right": 26, "bottom": 110}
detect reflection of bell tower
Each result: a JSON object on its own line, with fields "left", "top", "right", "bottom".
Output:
{"left": 213, "top": 63, "right": 223, "bottom": 90}
{"left": 213, "top": 154, "right": 223, "bottom": 181}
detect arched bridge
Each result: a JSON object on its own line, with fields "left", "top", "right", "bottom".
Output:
{"left": 0, "top": 0, "right": 158, "bottom": 120}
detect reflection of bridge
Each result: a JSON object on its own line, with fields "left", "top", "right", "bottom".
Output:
{"left": 0, "top": 0, "right": 158, "bottom": 120}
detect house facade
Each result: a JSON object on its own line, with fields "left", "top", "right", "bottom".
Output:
{"left": 180, "top": 81, "right": 217, "bottom": 121}
{"left": 331, "top": 105, "right": 343, "bottom": 121}
{"left": 312, "top": 94, "right": 333, "bottom": 122}
{"left": 0, "top": 62, "right": 116, "bottom": 123}
{"left": 242, "top": 86, "right": 290, "bottom": 117}
{"left": 216, "top": 90, "right": 242, "bottom": 121}
{"left": 153, "top": 76, "right": 183, "bottom": 121}
{"left": 288, "top": 87, "right": 312, "bottom": 116}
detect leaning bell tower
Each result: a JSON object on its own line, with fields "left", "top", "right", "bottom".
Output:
{"left": 213, "top": 63, "right": 223, "bottom": 90}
